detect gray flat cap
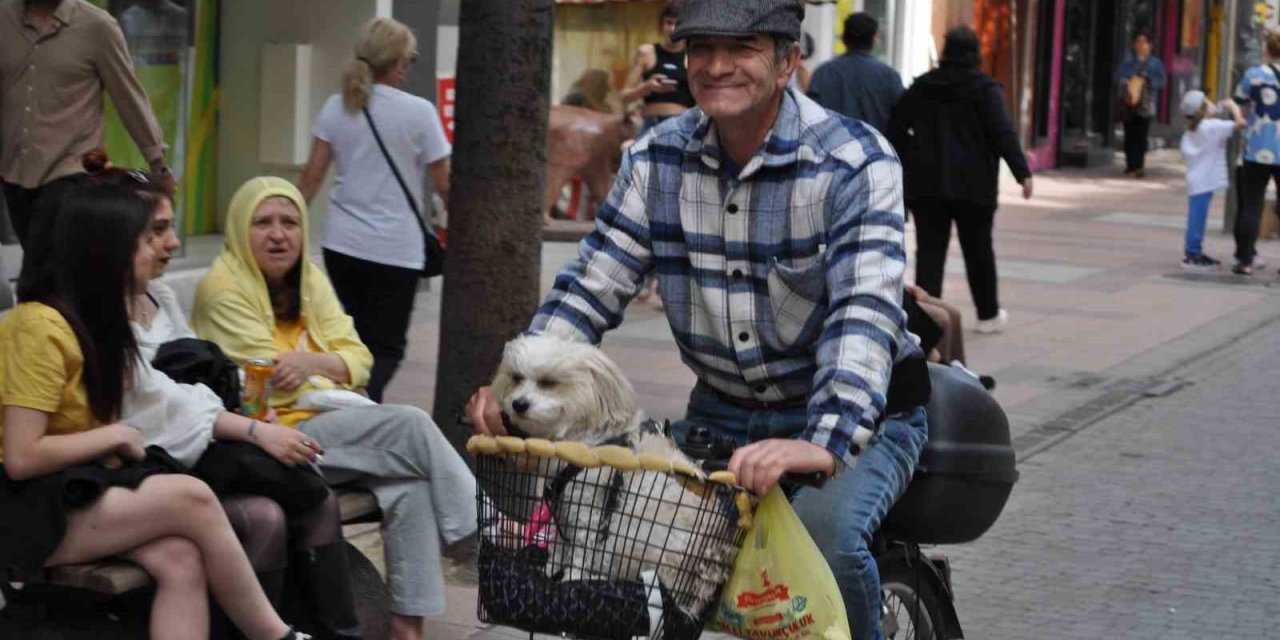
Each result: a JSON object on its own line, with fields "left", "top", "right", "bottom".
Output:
{"left": 671, "top": 0, "right": 805, "bottom": 42}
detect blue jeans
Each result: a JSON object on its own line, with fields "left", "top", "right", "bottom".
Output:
{"left": 1185, "top": 191, "right": 1214, "bottom": 256}
{"left": 672, "top": 384, "right": 929, "bottom": 640}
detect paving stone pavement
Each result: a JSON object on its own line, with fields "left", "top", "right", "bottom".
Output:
{"left": 943, "top": 316, "right": 1280, "bottom": 639}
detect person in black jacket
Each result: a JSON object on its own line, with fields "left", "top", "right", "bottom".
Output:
{"left": 888, "top": 26, "right": 1032, "bottom": 333}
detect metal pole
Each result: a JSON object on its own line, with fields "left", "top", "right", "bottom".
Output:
{"left": 1223, "top": 0, "right": 1240, "bottom": 232}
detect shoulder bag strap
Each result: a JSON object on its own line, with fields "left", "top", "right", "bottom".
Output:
{"left": 362, "top": 106, "right": 435, "bottom": 244}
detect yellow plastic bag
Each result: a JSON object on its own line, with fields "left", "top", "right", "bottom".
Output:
{"left": 713, "top": 487, "right": 851, "bottom": 640}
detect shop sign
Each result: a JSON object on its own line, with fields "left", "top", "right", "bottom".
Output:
{"left": 438, "top": 76, "right": 456, "bottom": 143}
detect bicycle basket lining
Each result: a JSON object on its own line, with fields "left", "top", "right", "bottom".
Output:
{"left": 469, "top": 435, "right": 750, "bottom": 640}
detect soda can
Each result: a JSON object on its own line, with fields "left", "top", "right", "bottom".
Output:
{"left": 242, "top": 358, "right": 274, "bottom": 420}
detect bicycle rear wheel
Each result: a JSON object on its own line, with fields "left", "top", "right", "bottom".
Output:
{"left": 879, "top": 561, "right": 943, "bottom": 640}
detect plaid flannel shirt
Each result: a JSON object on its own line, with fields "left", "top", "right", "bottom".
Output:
{"left": 530, "top": 89, "right": 921, "bottom": 466}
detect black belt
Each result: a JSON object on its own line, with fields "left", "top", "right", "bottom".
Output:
{"left": 710, "top": 388, "right": 808, "bottom": 411}
{"left": 709, "top": 355, "right": 932, "bottom": 416}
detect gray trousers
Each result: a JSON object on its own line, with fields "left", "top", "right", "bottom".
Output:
{"left": 298, "top": 404, "right": 477, "bottom": 616}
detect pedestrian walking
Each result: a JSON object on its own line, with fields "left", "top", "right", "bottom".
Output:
{"left": 0, "top": 0, "right": 172, "bottom": 246}
{"left": 1114, "top": 30, "right": 1167, "bottom": 178}
{"left": 467, "top": 2, "right": 933, "bottom": 638}
{"left": 1177, "top": 91, "right": 1246, "bottom": 271}
{"left": 807, "top": 12, "right": 903, "bottom": 134}
{"left": 298, "top": 17, "right": 451, "bottom": 403}
{"left": 1229, "top": 27, "right": 1280, "bottom": 276}
{"left": 888, "top": 26, "right": 1032, "bottom": 334}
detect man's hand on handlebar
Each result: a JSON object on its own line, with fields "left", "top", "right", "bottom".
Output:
{"left": 729, "top": 438, "right": 837, "bottom": 496}
{"left": 465, "top": 386, "right": 508, "bottom": 436}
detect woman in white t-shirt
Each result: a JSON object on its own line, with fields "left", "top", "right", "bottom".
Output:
{"left": 1178, "top": 91, "right": 1246, "bottom": 270}
{"left": 298, "top": 17, "right": 452, "bottom": 403}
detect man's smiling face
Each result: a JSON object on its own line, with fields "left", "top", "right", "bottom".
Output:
{"left": 686, "top": 34, "right": 793, "bottom": 121}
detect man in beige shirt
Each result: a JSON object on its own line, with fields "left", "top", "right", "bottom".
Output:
{"left": 0, "top": 0, "right": 170, "bottom": 245}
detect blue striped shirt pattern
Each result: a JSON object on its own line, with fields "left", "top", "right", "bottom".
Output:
{"left": 530, "top": 89, "right": 921, "bottom": 466}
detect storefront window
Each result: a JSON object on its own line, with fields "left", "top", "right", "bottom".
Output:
{"left": 553, "top": 2, "right": 663, "bottom": 110}
{"left": 92, "top": 0, "right": 219, "bottom": 236}
{"left": 100, "top": 1, "right": 192, "bottom": 176}
{"left": 864, "top": 0, "right": 894, "bottom": 60}
{"left": 1167, "top": 0, "right": 1206, "bottom": 112}
{"left": 1231, "top": 0, "right": 1277, "bottom": 89}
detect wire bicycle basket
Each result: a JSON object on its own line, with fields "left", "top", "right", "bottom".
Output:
{"left": 467, "top": 435, "right": 753, "bottom": 640}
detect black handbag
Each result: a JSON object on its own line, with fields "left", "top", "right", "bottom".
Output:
{"left": 152, "top": 337, "right": 242, "bottom": 412}
{"left": 363, "top": 106, "right": 446, "bottom": 278}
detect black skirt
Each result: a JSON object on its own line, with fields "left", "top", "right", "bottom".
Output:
{"left": 0, "top": 447, "right": 185, "bottom": 574}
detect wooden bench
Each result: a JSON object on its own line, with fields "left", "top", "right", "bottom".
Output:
{"left": 16, "top": 488, "right": 381, "bottom": 597}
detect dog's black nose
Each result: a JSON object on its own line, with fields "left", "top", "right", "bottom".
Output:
{"left": 512, "top": 398, "right": 530, "bottom": 415}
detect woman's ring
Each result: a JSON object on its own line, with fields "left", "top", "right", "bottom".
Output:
{"left": 302, "top": 439, "right": 314, "bottom": 448}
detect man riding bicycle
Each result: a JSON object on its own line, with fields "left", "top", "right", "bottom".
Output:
{"left": 467, "top": 1, "right": 931, "bottom": 637}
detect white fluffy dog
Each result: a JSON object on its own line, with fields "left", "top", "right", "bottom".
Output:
{"left": 489, "top": 334, "right": 740, "bottom": 619}
{"left": 491, "top": 334, "right": 642, "bottom": 445}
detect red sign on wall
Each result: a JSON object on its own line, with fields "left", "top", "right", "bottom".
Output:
{"left": 438, "top": 76, "right": 456, "bottom": 143}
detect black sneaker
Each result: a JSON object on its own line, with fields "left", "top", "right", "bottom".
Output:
{"left": 1231, "top": 262, "right": 1254, "bottom": 276}
{"left": 1181, "top": 254, "right": 1220, "bottom": 271}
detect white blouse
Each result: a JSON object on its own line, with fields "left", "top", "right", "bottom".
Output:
{"left": 134, "top": 281, "right": 196, "bottom": 362}
{"left": 123, "top": 281, "right": 220, "bottom": 469}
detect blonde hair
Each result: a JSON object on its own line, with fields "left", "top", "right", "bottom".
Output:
{"left": 565, "top": 69, "right": 614, "bottom": 113}
{"left": 342, "top": 17, "right": 418, "bottom": 112}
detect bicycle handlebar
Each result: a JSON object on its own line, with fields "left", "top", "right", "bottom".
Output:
{"left": 679, "top": 426, "right": 828, "bottom": 489}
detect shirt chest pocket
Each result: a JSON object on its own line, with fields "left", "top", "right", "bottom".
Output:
{"left": 766, "top": 248, "right": 827, "bottom": 349}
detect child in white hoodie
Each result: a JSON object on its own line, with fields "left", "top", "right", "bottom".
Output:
{"left": 1178, "top": 90, "right": 1246, "bottom": 269}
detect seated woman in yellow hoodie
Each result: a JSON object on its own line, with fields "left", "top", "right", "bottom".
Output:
{"left": 191, "top": 177, "right": 476, "bottom": 640}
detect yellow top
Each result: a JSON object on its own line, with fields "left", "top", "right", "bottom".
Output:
{"left": 272, "top": 317, "right": 320, "bottom": 428}
{"left": 191, "top": 177, "right": 373, "bottom": 414}
{"left": 0, "top": 303, "right": 95, "bottom": 462}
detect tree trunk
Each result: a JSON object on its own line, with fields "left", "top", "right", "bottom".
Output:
{"left": 433, "top": 0, "right": 553, "bottom": 454}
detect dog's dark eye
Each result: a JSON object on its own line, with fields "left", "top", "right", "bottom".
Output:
{"left": 536, "top": 378, "right": 557, "bottom": 390}
{"left": 510, "top": 373, "right": 525, "bottom": 384}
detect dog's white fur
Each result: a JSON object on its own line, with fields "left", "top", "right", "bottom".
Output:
{"left": 490, "top": 335, "right": 738, "bottom": 618}
{"left": 492, "top": 335, "right": 640, "bottom": 445}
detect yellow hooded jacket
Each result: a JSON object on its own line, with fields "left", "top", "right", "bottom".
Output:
{"left": 191, "top": 177, "right": 372, "bottom": 424}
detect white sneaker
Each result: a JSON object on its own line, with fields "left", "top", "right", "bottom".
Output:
{"left": 974, "top": 309, "right": 1009, "bottom": 334}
